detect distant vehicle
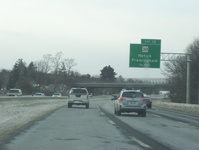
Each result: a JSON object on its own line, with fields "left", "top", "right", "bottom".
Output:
{"left": 89, "top": 93, "right": 93, "bottom": 97}
{"left": 144, "top": 96, "right": 152, "bottom": 108}
{"left": 52, "top": 93, "right": 62, "bottom": 97}
{"left": 68, "top": 88, "right": 89, "bottom": 108}
{"left": 33, "top": 92, "right": 45, "bottom": 97}
{"left": 114, "top": 89, "right": 147, "bottom": 117}
{"left": 111, "top": 94, "right": 118, "bottom": 100}
{"left": 6, "top": 89, "right": 22, "bottom": 96}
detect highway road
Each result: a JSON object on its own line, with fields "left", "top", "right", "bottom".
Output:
{"left": 1, "top": 96, "right": 199, "bottom": 150}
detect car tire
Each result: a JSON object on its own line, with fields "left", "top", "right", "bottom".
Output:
{"left": 114, "top": 106, "right": 117, "bottom": 114}
{"left": 142, "top": 110, "right": 146, "bottom": 117}
{"left": 114, "top": 109, "right": 116, "bottom": 114}
{"left": 116, "top": 110, "right": 121, "bottom": 116}
{"left": 68, "top": 104, "right": 72, "bottom": 108}
{"left": 86, "top": 104, "right": 89, "bottom": 109}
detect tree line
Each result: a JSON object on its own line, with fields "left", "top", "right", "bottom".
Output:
{"left": 1, "top": 38, "right": 199, "bottom": 104}
{"left": 164, "top": 38, "right": 199, "bottom": 104}
{"left": 0, "top": 52, "right": 118, "bottom": 95}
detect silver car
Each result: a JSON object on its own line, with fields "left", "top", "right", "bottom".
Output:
{"left": 52, "top": 93, "right": 62, "bottom": 97}
{"left": 68, "top": 88, "right": 89, "bottom": 108}
{"left": 33, "top": 92, "right": 45, "bottom": 96}
{"left": 114, "top": 89, "right": 147, "bottom": 117}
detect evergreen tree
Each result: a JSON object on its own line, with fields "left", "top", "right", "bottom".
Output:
{"left": 100, "top": 65, "right": 117, "bottom": 82}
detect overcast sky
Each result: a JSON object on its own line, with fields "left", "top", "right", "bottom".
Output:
{"left": 0, "top": 0, "right": 199, "bottom": 78}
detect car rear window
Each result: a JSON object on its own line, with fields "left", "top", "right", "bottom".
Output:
{"left": 71, "top": 89, "right": 87, "bottom": 94}
{"left": 9, "top": 90, "right": 20, "bottom": 93}
{"left": 122, "top": 92, "right": 143, "bottom": 98}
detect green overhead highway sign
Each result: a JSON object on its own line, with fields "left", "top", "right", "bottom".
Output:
{"left": 129, "top": 39, "right": 161, "bottom": 68}
{"left": 141, "top": 39, "right": 161, "bottom": 45}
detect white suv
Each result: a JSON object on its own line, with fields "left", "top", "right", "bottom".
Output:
{"left": 6, "top": 89, "right": 22, "bottom": 96}
{"left": 68, "top": 88, "right": 89, "bottom": 108}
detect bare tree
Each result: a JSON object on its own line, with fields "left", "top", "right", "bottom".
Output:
{"left": 34, "top": 52, "right": 78, "bottom": 91}
{"left": 61, "top": 58, "right": 77, "bottom": 75}
{"left": 35, "top": 54, "right": 53, "bottom": 73}
{"left": 52, "top": 52, "right": 63, "bottom": 74}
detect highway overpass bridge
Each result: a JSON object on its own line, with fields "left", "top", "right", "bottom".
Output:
{"left": 73, "top": 82, "right": 170, "bottom": 95}
{"left": 74, "top": 82, "right": 170, "bottom": 88}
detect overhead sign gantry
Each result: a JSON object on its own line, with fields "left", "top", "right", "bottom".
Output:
{"left": 129, "top": 39, "right": 191, "bottom": 103}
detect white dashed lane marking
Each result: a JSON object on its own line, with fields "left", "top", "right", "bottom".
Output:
{"left": 108, "top": 119, "right": 116, "bottom": 125}
{"left": 130, "top": 136, "right": 151, "bottom": 149}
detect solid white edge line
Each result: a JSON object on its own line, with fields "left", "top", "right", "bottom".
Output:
{"left": 130, "top": 136, "right": 151, "bottom": 149}
{"left": 153, "top": 114, "right": 162, "bottom": 117}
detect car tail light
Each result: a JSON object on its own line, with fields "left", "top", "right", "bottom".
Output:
{"left": 140, "top": 98, "right": 146, "bottom": 101}
{"left": 119, "top": 98, "right": 126, "bottom": 101}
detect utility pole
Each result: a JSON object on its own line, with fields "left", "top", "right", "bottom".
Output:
{"left": 186, "top": 54, "right": 191, "bottom": 104}
{"left": 198, "top": 84, "right": 199, "bottom": 104}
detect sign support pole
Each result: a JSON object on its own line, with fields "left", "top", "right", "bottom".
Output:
{"left": 186, "top": 54, "right": 191, "bottom": 104}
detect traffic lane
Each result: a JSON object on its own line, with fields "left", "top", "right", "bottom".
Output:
{"left": 101, "top": 100, "right": 199, "bottom": 150}
{"left": 2, "top": 100, "right": 143, "bottom": 150}
{"left": 100, "top": 107, "right": 172, "bottom": 150}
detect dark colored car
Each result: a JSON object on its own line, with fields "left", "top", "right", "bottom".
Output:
{"left": 144, "top": 97, "right": 152, "bottom": 108}
{"left": 111, "top": 94, "right": 118, "bottom": 100}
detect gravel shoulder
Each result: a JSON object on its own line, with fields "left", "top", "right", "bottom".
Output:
{"left": 0, "top": 98, "right": 67, "bottom": 141}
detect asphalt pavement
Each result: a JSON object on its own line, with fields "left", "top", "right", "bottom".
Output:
{"left": 1, "top": 96, "right": 199, "bottom": 150}
{"left": 1, "top": 98, "right": 143, "bottom": 150}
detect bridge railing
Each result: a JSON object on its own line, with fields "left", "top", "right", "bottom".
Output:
{"left": 75, "top": 78, "right": 169, "bottom": 85}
